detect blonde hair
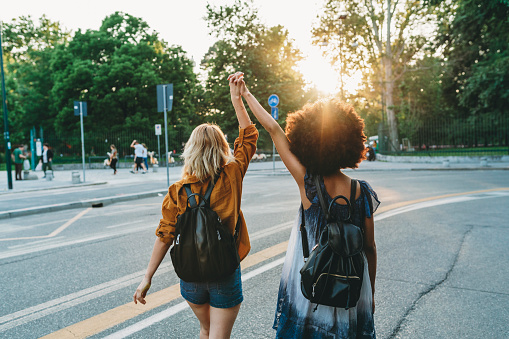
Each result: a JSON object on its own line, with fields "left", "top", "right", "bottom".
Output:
{"left": 182, "top": 123, "right": 234, "bottom": 182}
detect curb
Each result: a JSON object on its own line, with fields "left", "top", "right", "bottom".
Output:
{"left": 0, "top": 189, "right": 167, "bottom": 220}
{"left": 0, "top": 181, "right": 108, "bottom": 195}
{"left": 410, "top": 167, "right": 509, "bottom": 171}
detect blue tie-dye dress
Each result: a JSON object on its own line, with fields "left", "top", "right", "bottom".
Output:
{"left": 273, "top": 173, "right": 380, "bottom": 338}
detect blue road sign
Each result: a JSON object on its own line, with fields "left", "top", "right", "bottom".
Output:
{"left": 73, "top": 101, "right": 87, "bottom": 116}
{"left": 157, "top": 84, "right": 174, "bottom": 112}
{"left": 271, "top": 107, "right": 279, "bottom": 120}
{"left": 268, "top": 94, "right": 279, "bottom": 107}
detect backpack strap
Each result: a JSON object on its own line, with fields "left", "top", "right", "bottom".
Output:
{"left": 233, "top": 217, "right": 241, "bottom": 246}
{"left": 314, "top": 175, "right": 330, "bottom": 221}
{"left": 349, "top": 179, "right": 357, "bottom": 222}
{"left": 183, "top": 184, "right": 198, "bottom": 208}
{"left": 300, "top": 204, "right": 310, "bottom": 260}
{"left": 200, "top": 168, "right": 224, "bottom": 207}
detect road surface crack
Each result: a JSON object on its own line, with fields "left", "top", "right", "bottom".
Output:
{"left": 387, "top": 224, "right": 473, "bottom": 339}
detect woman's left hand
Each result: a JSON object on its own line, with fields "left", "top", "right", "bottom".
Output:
{"left": 133, "top": 277, "right": 151, "bottom": 305}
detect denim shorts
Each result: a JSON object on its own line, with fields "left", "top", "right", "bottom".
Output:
{"left": 180, "top": 266, "right": 243, "bottom": 309}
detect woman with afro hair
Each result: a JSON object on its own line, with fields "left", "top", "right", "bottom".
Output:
{"left": 229, "top": 72, "right": 380, "bottom": 338}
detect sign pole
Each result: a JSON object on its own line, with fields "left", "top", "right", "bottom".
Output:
{"left": 272, "top": 142, "right": 276, "bottom": 172}
{"left": 163, "top": 85, "right": 170, "bottom": 187}
{"left": 157, "top": 134, "right": 161, "bottom": 165}
{"left": 157, "top": 83, "right": 173, "bottom": 187}
{"left": 268, "top": 94, "right": 280, "bottom": 173}
{"left": 0, "top": 23, "right": 12, "bottom": 189}
{"left": 80, "top": 102, "right": 86, "bottom": 182}
{"left": 30, "top": 128, "right": 36, "bottom": 170}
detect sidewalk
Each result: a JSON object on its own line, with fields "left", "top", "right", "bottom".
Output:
{"left": 1, "top": 158, "right": 508, "bottom": 194}
{"left": 1, "top": 159, "right": 507, "bottom": 219}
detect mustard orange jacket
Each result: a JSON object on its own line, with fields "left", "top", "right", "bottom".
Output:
{"left": 155, "top": 124, "right": 259, "bottom": 261}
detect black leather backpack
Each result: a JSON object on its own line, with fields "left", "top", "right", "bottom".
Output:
{"left": 170, "top": 171, "right": 240, "bottom": 283}
{"left": 300, "top": 177, "right": 364, "bottom": 309}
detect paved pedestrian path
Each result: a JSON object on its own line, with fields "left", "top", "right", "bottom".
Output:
{"left": 1, "top": 158, "right": 508, "bottom": 194}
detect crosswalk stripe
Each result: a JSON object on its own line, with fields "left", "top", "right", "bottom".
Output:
{"left": 40, "top": 241, "right": 289, "bottom": 339}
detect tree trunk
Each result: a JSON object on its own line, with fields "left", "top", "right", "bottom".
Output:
{"left": 384, "top": 0, "right": 399, "bottom": 151}
{"left": 384, "top": 61, "right": 399, "bottom": 151}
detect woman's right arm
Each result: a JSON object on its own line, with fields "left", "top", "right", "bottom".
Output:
{"left": 233, "top": 74, "right": 306, "bottom": 192}
{"left": 133, "top": 191, "right": 177, "bottom": 304}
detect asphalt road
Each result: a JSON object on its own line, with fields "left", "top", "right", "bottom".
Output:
{"left": 0, "top": 169, "right": 508, "bottom": 338}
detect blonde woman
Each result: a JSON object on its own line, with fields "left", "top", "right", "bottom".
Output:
{"left": 133, "top": 76, "right": 258, "bottom": 338}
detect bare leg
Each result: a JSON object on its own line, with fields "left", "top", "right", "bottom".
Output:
{"left": 187, "top": 301, "right": 211, "bottom": 339}
{"left": 209, "top": 304, "right": 241, "bottom": 339}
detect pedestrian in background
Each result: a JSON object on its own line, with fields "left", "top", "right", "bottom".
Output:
{"left": 133, "top": 76, "right": 258, "bottom": 338}
{"left": 109, "top": 144, "right": 118, "bottom": 175}
{"left": 130, "top": 140, "right": 147, "bottom": 174}
{"left": 12, "top": 144, "right": 27, "bottom": 180}
{"left": 39, "top": 143, "right": 54, "bottom": 178}
{"left": 141, "top": 143, "right": 149, "bottom": 171}
{"left": 22, "top": 144, "right": 31, "bottom": 171}
{"left": 230, "top": 72, "right": 379, "bottom": 338}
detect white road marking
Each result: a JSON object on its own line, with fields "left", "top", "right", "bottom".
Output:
{"left": 106, "top": 220, "right": 146, "bottom": 229}
{"left": 0, "top": 224, "right": 154, "bottom": 260}
{"left": 0, "top": 208, "right": 92, "bottom": 242}
{"left": 92, "top": 190, "right": 509, "bottom": 338}
{"left": 374, "top": 192, "right": 509, "bottom": 221}
{"left": 0, "top": 263, "right": 173, "bottom": 332}
{"left": 8, "top": 236, "right": 65, "bottom": 249}
{"left": 1, "top": 190, "right": 507, "bottom": 334}
{"left": 0, "top": 221, "right": 292, "bottom": 332}
{"left": 249, "top": 221, "right": 293, "bottom": 241}
{"left": 102, "top": 257, "right": 286, "bottom": 339}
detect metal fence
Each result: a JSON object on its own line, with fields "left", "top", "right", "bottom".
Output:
{"left": 377, "top": 115, "right": 509, "bottom": 155}
{"left": 32, "top": 129, "right": 188, "bottom": 164}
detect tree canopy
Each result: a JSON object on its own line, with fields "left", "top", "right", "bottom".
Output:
{"left": 2, "top": 1, "right": 507, "bottom": 157}
{"left": 202, "top": 0, "right": 314, "bottom": 149}
{"left": 1, "top": 13, "right": 200, "bottom": 149}
{"left": 433, "top": 0, "right": 509, "bottom": 119}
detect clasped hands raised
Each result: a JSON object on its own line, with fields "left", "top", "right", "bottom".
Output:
{"left": 228, "top": 71, "right": 249, "bottom": 99}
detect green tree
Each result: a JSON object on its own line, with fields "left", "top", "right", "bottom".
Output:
{"left": 0, "top": 16, "right": 70, "bottom": 144}
{"left": 203, "top": 0, "right": 313, "bottom": 150}
{"left": 312, "top": 0, "right": 436, "bottom": 150}
{"left": 433, "top": 0, "right": 509, "bottom": 119}
{"left": 49, "top": 12, "right": 200, "bottom": 146}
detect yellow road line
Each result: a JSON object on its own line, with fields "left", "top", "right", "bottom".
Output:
{"left": 375, "top": 187, "right": 509, "bottom": 214}
{"left": 40, "top": 241, "right": 289, "bottom": 339}
{"left": 40, "top": 187, "right": 509, "bottom": 338}
{"left": 0, "top": 208, "right": 92, "bottom": 242}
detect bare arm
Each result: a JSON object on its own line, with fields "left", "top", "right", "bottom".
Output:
{"left": 130, "top": 140, "right": 136, "bottom": 148}
{"left": 133, "top": 238, "right": 171, "bottom": 305}
{"left": 364, "top": 216, "right": 377, "bottom": 313}
{"left": 234, "top": 75, "right": 307, "bottom": 203}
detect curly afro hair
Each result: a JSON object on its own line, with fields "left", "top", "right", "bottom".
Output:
{"left": 285, "top": 97, "right": 366, "bottom": 175}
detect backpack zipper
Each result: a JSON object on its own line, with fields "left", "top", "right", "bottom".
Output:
{"left": 312, "top": 273, "right": 360, "bottom": 297}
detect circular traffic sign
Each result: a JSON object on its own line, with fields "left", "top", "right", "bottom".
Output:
{"left": 268, "top": 94, "right": 279, "bottom": 107}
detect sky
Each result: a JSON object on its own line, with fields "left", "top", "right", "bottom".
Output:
{"left": 1, "top": 0, "right": 344, "bottom": 94}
